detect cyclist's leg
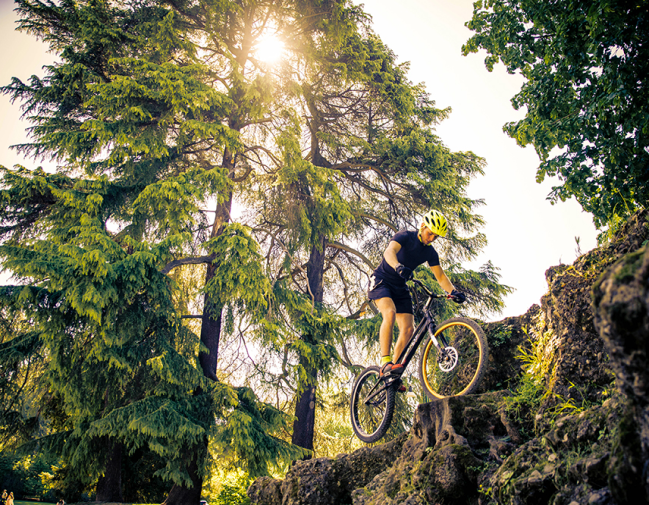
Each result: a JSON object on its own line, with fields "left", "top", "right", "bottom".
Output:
{"left": 393, "top": 312, "right": 415, "bottom": 364}
{"left": 392, "top": 288, "right": 415, "bottom": 364}
{"left": 374, "top": 297, "right": 397, "bottom": 358}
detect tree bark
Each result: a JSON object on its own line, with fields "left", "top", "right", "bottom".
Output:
{"left": 199, "top": 260, "right": 222, "bottom": 381}
{"left": 291, "top": 233, "right": 326, "bottom": 453}
{"left": 198, "top": 193, "right": 233, "bottom": 380}
{"left": 291, "top": 376, "right": 317, "bottom": 451}
{"left": 96, "top": 439, "right": 124, "bottom": 503}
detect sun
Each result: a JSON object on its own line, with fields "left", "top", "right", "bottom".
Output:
{"left": 254, "top": 34, "right": 285, "bottom": 64}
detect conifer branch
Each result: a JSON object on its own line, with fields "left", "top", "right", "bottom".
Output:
{"left": 231, "top": 165, "right": 254, "bottom": 183}
{"left": 237, "top": 117, "right": 274, "bottom": 129}
{"left": 328, "top": 259, "right": 352, "bottom": 313}
{"left": 242, "top": 145, "right": 282, "bottom": 169}
{"left": 346, "top": 300, "right": 377, "bottom": 321}
{"left": 325, "top": 241, "right": 375, "bottom": 271}
{"left": 328, "top": 162, "right": 375, "bottom": 172}
{"left": 338, "top": 171, "right": 394, "bottom": 201}
{"left": 160, "top": 255, "right": 214, "bottom": 274}
{"left": 239, "top": 332, "right": 257, "bottom": 368}
{"left": 338, "top": 339, "right": 355, "bottom": 368}
{"left": 6, "top": 354, "right": 33, "bottom": 422}
{"left": 354, "top": 212, "right": 398, "bottom": 232}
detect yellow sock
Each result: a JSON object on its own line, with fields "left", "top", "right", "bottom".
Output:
{"left": 381, "top": 355, "right": 392, "bottom": 365}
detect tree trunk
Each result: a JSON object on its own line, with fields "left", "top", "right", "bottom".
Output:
{"left": 291, "top": 375, "right": 317, "bottom": 451}
{"left": 291, "top": 234, "right": 326, "bottom": 453}
{"left": 162, "top": 191, "right": 233, "bottom": 505}
{"left": 199, "top": 260, "right": 222, "bottom": 381}
{"left": 96, "top": 439, "right": 124, "bottom": 503}
{"left": 197, "top": 193, "right": 232, "bottom": 378}
{"left": 161, "top": 442, "right": 203, "bottom": 505}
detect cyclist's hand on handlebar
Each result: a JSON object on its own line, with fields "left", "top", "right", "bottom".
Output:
{"left": 396, "top": 264, "right": 413, "bottom": 281}
{"left": 450, "top": 289, "right": 466, "bottom": 304}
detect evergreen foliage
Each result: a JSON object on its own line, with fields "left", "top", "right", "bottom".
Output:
{"left": 0, "top": 0, "right": 312, "bottom": 499}
{"left": 0, "top": 306, "right": 46, "bottom": 450}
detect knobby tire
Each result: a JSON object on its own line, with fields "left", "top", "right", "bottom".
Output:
{"left": 350, "top": 366, "right": 396, "bottom": 443}
{"left": 418, "top": 317, "right": 488, "bottom": 400}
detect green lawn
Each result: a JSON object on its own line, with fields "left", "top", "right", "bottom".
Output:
{"left": 14, "top": 501, "right": 160, "bottom": 505}
{"left": 14, "top": 500, "right": 158, "bottom": 505}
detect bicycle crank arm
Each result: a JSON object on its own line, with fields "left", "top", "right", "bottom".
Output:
{"left": 363, "top": 376, "right": 402, "bottom": 405}
{"left": 363, "top": 383, "right": 389, "bottom": 405}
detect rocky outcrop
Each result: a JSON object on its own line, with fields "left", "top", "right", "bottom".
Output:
{"left": 593, "top": 243, "right": 649, "bottom": 503}
{"left": 247, "top": 433, "right": 408, "bottom": 505}
{"left": 352, "top": 392, "right": 517, "bottom": 505}
{"left": 249, "top": 392, "right": 518, "bottom": 505}
{"left": 479, "top": 307, "right": 541, "bottom": 393}
{"left": 517, "top": 210, "right": 649, "bottom": 429}
{"left": 487, "top": 396, "right": 624, "bottom": 505}
{"left": 249, "top": 211, "right": 649, "bottom": 505}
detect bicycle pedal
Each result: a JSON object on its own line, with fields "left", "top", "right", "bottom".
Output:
{"left": 386, "top": 377, "right": 406, "bottom": 392}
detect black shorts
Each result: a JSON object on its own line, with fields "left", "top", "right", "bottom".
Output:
{"left": 368, "top": 275, "right": 413, "bottom": 314}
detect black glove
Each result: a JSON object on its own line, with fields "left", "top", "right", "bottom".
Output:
{"left": 396, "top": 264, "right": 413, "bottom": 281}
{"left": 450, "top": 289, "right": 466, "bottom": 304}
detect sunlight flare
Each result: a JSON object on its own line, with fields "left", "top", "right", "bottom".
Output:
{"left": 254, "top": 33, "right": 285, "bottom": 64}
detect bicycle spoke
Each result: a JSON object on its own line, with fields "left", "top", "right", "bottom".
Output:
{"left": 418, "top": 318, "right": 487, "bottom": 399}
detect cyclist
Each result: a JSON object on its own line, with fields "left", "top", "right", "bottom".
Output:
{"left": 368, "top": 209, "right": 466, "bottom": 379}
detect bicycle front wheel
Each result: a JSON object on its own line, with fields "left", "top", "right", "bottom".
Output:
{"left": 350, "top": 366, "right": 396, "bottom": 443}
{"left": 418, "top": 317, "right": 488, "bottom": 400}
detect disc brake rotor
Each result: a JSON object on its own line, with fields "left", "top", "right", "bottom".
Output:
{"left": 438, "top": 346, "right": 459, "bottom": 372}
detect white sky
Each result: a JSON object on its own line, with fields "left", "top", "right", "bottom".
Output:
{"left": 0, "top": 0, "right": 599, "bottom": 321}
{"left": 361, "top": 0, "right": 598, "bottom": 320}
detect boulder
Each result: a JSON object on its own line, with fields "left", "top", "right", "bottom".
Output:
{"left": 247, "top": 433, "right": 407, "bottom": 505}
{"left": 351, "top": 391, "right": 516, "bottom": 505}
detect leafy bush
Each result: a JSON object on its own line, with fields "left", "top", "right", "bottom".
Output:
{"left": 212, "top": 477, "right": 251, "bottom": 505}
{"left": 0, "top": 452, "right": 59, "bottom": 500}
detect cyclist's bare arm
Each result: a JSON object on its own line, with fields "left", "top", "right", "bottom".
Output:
{"left": 431, "top": 265, "right": 455, "bottom": 294}
{"left": 383, "top": 241, "right": 402, "bottom": 269}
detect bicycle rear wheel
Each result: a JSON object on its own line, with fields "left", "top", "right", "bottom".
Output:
{"left": 350, "top": 365, "right": 396, "bottom": 443}
{"left": 418, "top": 317, "right": 488, "bottom": 400}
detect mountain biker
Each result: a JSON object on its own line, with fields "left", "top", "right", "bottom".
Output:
{"left": 368, "top": 209, "right": 466, "bottom": 379}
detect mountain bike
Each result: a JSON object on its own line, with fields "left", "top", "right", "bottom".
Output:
{"left": 350, "top": 278, "right": 488, "bottom": 443}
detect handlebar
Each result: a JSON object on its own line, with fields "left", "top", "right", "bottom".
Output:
{"left": 407, "top": 278, "right": 452, "bottom": 300}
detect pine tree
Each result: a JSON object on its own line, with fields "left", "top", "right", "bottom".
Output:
{"left": 240, "top": 26, "right": 512, "bottom": 452}
{"left": 1, "top": 0, "right": 320, "bottom": 501}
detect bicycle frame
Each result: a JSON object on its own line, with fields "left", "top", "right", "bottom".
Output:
{"left": 352, "top": 279, "right": 488, "bottom": 443}
{"left": 363, "top": 279, "right": 450, "bottom": 402}
{"left": 393, "top": 279, "right": 449, "bottom": 374}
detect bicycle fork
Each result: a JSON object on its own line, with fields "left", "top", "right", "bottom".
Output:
{"left": 425, "top": 320, "right": 453, "bottom": 363}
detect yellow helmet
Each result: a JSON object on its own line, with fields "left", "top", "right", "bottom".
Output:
{"left": 422, "top": 209, "right": 448, "bottom": 237}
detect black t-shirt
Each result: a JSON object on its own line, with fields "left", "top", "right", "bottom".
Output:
{"left": 373, "top": 230, "right": 440, "bottom": 285}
